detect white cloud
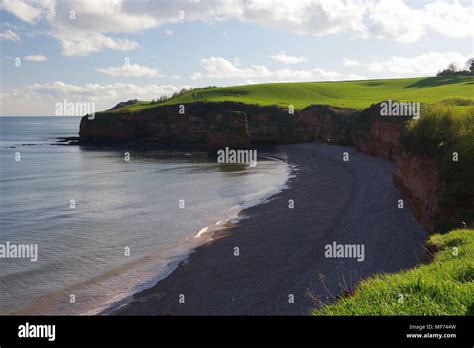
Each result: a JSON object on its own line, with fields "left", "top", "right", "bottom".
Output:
{"left": 97, "top": 63, "right": 162, "bottom": 77}
{"left": 23, "top": 54, "right": 47, "bottom": 61}
{"left": 0, "top": 0, "right": 47, "bottom": 24}
{"left": 0, "top": 81, "right": 181, "bottom": 115}
{"left": 52, "top": 31, "right": 138, "bottom": 57}
{"left": 423, "top": 0, "right": 474, "bottom": 38}
{"left": 270, "top": 51, "right": 307, "bottom": 64}
{"left": 0, "top": 29, "right": 20, "bottom": 41}
{"left": 190, "top": 72, "right": 202, "bottom": 80}
{"left": 343, "top": 58, "right": 361, "bottom": 67}
{"left": 199, "top": 56, "right": 358, "bottom": 82}
{"left": 343, "top": 52, "right": 471, "bottom": 76}
{"left": 164, "top": 29, "right": 174, "bottom": 35}
{"left": 274, "top": 67, "right": 340, "bottom": 80}
{"left": 367, "top": 0, "right": 474, "bottom": 42}
{"left": 367, "top": 0, "right": 426, "bottom": 42}
{"left": 51, "top": 0, "right": 157, "bottom": 33}
{"left": 2, "top": 1, "right": 472, "bottom": 56}
{"left": 239, "top": 0, "right": 368, "bottom": 37}
{"left": 346, "top": 73, "right": 367, "bottom": 81}
{"left": 201, "top": 56, "right": 273, "bottom": 79}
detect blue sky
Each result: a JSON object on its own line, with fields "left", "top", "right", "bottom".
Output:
{"left": 0, "top": 0, "right": 473, "bottom": 115}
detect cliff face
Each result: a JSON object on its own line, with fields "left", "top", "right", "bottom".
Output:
{"left": 294, "top": 105, "right": 355, "bottom": 145}
{"left": 80, "top": 105, "right": 211, "bottom": 144}
{"left": 353, "top": 120, "right": 403, "bottom": 161}
{"left": 79, "top": 101, "right": 457, "bottom": 233}
{"left": 350, "top": 104, "right": 443, "bottom": 232}
{"left": 393, "top": 153, "right": 441, "bottom": 232}
{"left": 79, "top": 102, "right": 356, "bottom": 146}
{"left": 80, "top": 114, "right": 139, "bottom": 143}
{"left": 208, "top": 111, "right": 251, "bottom": 150}
{"left": 351, "top": 104, "right": 406, "bottom": 161}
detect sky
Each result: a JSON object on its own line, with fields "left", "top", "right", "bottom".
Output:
{"left": 0, "top": 0, "right": 473, "bottom": 115}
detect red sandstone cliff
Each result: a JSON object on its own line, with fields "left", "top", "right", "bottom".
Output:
{"left": 207, "top": 111, "right": 251, "bottom": 150}
{"left": 393, "top": 153, "right": 441, "bottom": 232}
{"left": 353, "top": 120, "right": 403, "bottom": 161}
{"left": 295, "top": 105, "right": 355, "bottom": 144}
{"left": 79, "top": 101, "right": 460, "bottom": 232}
{"left": 349, "top": 104, "right": 444, "bottom": 232}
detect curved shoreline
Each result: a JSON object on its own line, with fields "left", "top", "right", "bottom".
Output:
{"left": 96, "top": 154, "right": 292, "bottom": 315}
{"left": 114, "top": 143, "right": 428, "bottom": 315}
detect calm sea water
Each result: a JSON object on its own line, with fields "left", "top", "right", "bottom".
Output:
{"left": 0, "top": 116, "right": 290, "bottom": 315}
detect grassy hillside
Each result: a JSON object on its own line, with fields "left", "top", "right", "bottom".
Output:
{"left": 313, "top": 229, "right": 473, "bottom": 315}
{"left": 116, "top": 75, "right": 474, "bottom": 112}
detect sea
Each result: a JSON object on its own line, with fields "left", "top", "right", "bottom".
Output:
{"left": 0, "top": 116, "right": 290, "bottom": 315}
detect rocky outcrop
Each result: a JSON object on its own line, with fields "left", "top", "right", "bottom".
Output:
{"left": 80, "top": 104, "right": 210, "bottom": 144}
{"left": 393, "top": 153, "right": 441, "bottom": 232}
{"left": 353, "top": 120, "right": 403, "bottom": 161}
{"left": 294, "top": 105, "right": 355, "bottom": 145}
{"left": 79, "top": 102, "right": 356, "bottom": 147}
{"left": 208, "top": 111, "right": 251, "bottom": 150}
{"left": 351, "top": 103, "right": 406, "bottom": 161}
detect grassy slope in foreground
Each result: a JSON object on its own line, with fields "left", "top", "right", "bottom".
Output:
{"left": 313, "top": 229, "right": 473, "bottom": 315}
{"left": 117, "top": 75, "right": 474, "bottom": 112}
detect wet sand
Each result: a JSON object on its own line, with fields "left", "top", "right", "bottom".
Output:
{"left": 114, "top": 143, "right": 428, "bottom": 315}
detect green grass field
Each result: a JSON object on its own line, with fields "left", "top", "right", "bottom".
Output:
{"left": 313, "top": 229, "right": 474, "bottom": 315}
{"left": 115, "top": 75, "right": 474, "bottom": 112}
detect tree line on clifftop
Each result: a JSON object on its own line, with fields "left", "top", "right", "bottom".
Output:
{"left": 437, "top": 57, "right": 474, "bottom": 76}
